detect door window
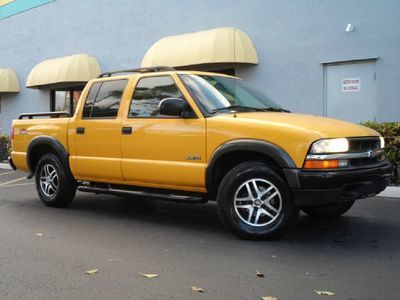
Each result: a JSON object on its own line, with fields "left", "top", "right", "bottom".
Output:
{"left": 129, "top": 76, "right": 184, "bottom": 117}
{"left": 82, "top": 80, "right": 127, "bottom": 118}
{"left": 82, "top": 82, "right": 101, "bottom": 118}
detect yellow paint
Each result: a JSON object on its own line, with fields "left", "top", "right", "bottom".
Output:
{"left": 206, "top": 112, "right": 378, "bottom": 168}
{"left": 12, "top": 70, "right": 380, "bottom": 193}
{"left": 12, "top": 118, "right": 70, "bottom": 171}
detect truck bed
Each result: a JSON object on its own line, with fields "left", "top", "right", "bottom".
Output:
{"left": 12, "top": 116, "right": 71, "bottom": 172}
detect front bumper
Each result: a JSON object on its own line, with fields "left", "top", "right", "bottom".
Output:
{"left": 287, "top": 162, "right": 393, "bottom": 207}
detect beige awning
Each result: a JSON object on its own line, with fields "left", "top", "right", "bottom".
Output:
{"left": 0, "top": 68, "right": 20, "bottom": 93}
{"left": 26, "top": 54, "right": 101, "bottom": 89}
{"left": 141, "top": 27, "right": 258, "bottom": 68}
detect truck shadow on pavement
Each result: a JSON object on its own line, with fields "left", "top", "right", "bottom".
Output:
{"left": 3, "top": 181, "right": 397, "bottom": 248}
{"left": 61, "top": 193, "right": 399, "bottom": 249}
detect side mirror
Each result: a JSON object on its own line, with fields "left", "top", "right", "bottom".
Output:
{"left": 158, "top": 98, "right": 188, "bottom": 117}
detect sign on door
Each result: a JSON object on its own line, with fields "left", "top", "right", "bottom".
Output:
{"left": 342, "top": 78, "right": 360, "bottom": 93}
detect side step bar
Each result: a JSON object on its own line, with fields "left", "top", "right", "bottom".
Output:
{"left": 77, "top": 186, "right": 207, "bottom": 203}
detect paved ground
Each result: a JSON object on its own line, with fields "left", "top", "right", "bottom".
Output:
{"left": 0, "top": 169, "right": 399, "bottom": 300}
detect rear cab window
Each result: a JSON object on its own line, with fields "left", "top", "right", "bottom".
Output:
{"left": 82, "top": 79, "right": 127, "bottom": 118}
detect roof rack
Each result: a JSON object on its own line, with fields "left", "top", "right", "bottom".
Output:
{"left": 97, "top": 66, "right": 176, "bottom": 78}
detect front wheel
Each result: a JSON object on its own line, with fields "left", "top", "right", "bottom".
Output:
{"left": 301, "top": 201, "right": 355, "bottom": 218}
{"left": 35, "top": 154, "right": 77, "bottom": 207}
{"left": 217, "top": 161, "right": 299, "bottom": 240}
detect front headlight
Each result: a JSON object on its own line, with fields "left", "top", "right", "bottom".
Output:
{"left": 379, "top": 136, "right": 385, "bottom": 149}
{"left": 310, "top": 138, "right": 349, "bottom": 154}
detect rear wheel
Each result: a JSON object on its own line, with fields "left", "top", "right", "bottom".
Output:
{"left": 217, "top": 161, "right": 298, "bottom": 240}
{"left": 35, "top": 153, "right": 77, "bottom": 207}
{"left": 301, "top": 200, "right": 355, "bottom": 218}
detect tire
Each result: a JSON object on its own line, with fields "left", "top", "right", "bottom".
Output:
{"left": 301, "top": 201, "right": 355, "bottom": 218}
{"left": 35, "top": 153, "right": 77, "bottom": 207}
{"left": 217, "top": 161, "right": 299, "bottom": 240}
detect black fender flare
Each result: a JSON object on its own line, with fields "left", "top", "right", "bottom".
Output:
{"left": 206, "top": 139, "right": 298, "bottom": 196}
{"left": 26, "top": 136, "right": 72, "bottom": 179}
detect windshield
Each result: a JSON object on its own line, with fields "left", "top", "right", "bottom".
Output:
{"left": 180, "top": 74, "right": 285, "bottom": 115}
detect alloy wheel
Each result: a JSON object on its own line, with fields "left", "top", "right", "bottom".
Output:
{"left": 233, "top": 178, "right": 282, "bottom": 227}
{"left": 39, "top": 164, "right": 59, "bottom": 198}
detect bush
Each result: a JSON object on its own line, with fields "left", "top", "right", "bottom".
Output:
{"left": 362, "top": 121, "right": 400, "bottom": 183}
{"left": 0, "top": 135, "right": 11, "bottom": 161}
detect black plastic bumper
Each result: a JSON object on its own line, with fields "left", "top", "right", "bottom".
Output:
{"left": 7, "top": 157, "right": 17, "bottom": 171}
{"left": 290, "top": 163, "right": 393, "bottom": 207}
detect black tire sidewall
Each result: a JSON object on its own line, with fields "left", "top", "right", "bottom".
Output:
{"left": 35, "top": 154, "right": 76, "bottom": 207}
{"left": 217, "top": 162, "right": 297, "bottom": 240}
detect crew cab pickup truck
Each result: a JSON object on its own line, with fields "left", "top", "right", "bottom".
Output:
{"left": 9, "top": 67, "right": 392, "bottom": 239}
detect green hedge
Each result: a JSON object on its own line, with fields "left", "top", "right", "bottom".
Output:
{"left": 362, "top": 121, "right": 400, "bottom": 182}
{"left": 0, "top": 135, "right": 11, "bottom": 162}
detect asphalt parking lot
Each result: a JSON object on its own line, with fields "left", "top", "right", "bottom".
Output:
{"left": 0, "top": 168, "right": 399, "bottom": 299}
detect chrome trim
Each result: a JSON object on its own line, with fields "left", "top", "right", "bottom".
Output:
{"left": 306, "top": 149, "right": 384, "bottom": 160}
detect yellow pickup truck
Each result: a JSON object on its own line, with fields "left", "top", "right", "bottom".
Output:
{"left": 9, "top": 67, "right": 392, "bottom": 239}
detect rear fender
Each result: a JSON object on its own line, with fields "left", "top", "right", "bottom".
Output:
{"left": 26, "top": 136, "right": 72, "bottom": 179}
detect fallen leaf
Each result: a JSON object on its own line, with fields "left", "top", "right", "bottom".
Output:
{"left": 138, "top": 272, "right": 159, "bottom": 278}
{"left": 34, "top": 233, "right": 44, "bottom": 237}
{"left": 192, "top": 286, "right": 204, "bottom": 293}
{"left": 256, "top": 270, "right": 265, "bottom": 277}
{"left": 315, "top": 290, "right": 335, "bottom": 296}
{"left": 85, "top": 269, "right": 98, "bottom": 275}
{"left": 261, "top": 296, "right": 278, "bottom": 300}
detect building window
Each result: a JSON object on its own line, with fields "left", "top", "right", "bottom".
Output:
{"left": 50, "top": 88, "right": 83, "bottom": 116}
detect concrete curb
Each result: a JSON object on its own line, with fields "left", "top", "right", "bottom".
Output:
{"left": 377, "top": 186, "right": 400, "bottom": 199}
{"left": 0, "top": 162, "right": 12, "bottom": 170}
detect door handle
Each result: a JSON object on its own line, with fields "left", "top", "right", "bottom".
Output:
{"left": 76, "top": 127, "right": 85, "bottom": 134}
{"left": 122, "top": 127, "right": 133, "bottom": 135}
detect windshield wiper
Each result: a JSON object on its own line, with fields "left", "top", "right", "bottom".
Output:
{"left": 211, "top": 105, "right": 265, "bottom": 114}
{"left": 260, "top": 107, "right": 291, "bottom": 113}
{"left": 211, "top": 105, "right": 290, "bottom": 114}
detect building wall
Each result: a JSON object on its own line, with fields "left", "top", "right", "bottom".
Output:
{"left": 0, "top": 0, "right": 399, "bottom": 134}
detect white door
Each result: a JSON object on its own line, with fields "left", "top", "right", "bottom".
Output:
{"left": 325, "top": 61, "right": 376, "bottom": 123}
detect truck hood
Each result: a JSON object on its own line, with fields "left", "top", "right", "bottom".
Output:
{"left": 216, "top": 112, "right": 379, "bottom": 138}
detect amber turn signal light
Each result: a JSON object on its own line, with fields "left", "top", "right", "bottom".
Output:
{"left": 303, "top": 159, "right": 339, "bottom": 169}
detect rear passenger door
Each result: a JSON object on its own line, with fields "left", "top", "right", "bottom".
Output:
{"left": 121, "top": 75, "right": 206, "bottom": 191}
{"left": 73, "top": 79, "right": 127, "bottom": 181}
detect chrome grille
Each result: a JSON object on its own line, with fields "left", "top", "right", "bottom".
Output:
{"left": 348, "top": 137, "right": 384, "bottom": 168}
{"left": 348, "top": 137, "right": 380, "bottom": 152}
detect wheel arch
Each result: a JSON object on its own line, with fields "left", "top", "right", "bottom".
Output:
{"left": 27, "top": 136, "right": 72, "bottom": 179}
{"left": 206, "top": 139, "right": 297, "bottom": 198}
